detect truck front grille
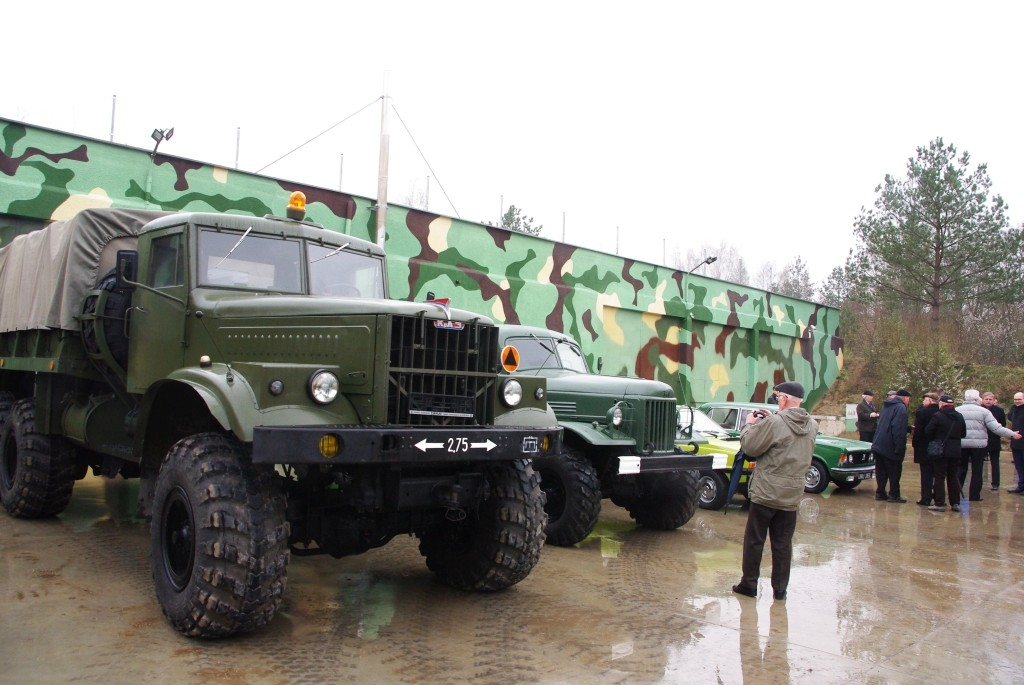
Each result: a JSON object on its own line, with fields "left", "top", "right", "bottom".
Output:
{"left": 641, "top": 397, "right": 678, "bottom": 452}
{"left": 387, "top": 315, "right": 497, "bottom": 426}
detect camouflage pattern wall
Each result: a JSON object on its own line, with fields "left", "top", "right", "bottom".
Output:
{"left": 0, "top": 118, "right": 843, "bottom": 407}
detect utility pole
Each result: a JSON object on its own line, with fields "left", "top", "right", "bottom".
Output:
{"left": 374, "top": 73, "right": 390, "bottom": 248}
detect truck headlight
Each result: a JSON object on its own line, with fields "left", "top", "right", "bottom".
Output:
{"left": 309, "top": 370, "right": 340, "bottom": 404}
{"left": 501, "top": 379, "right": 523, "bottom": 407}
{"left": 608, "top": 404, "right": 624, "bottom": 427}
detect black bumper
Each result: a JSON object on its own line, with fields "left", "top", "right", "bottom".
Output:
{"left": 616, "top": 451, "right": 714, "bottom": 475}
{"left": 251, "top": 425, "right": 562, "bottom": 465}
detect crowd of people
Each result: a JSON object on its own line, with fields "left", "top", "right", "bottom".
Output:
{"left": 732, "top": 382, "right": 1022, "bottom": 603}
{"left": 858, "top": 388, "right": 1023, "bottom": 511}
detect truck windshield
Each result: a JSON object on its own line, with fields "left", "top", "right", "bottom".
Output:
{"left": 308, "top": 243, "right": 385, "bottom": 298}
{"left": 512, "top": 337, "right": 590, "bottom": 374}
{"left": 199, "top": 229, "right": 303, "bottom": 292}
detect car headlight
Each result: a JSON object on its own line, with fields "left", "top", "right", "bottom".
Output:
{"left": 308, "top": 370, "right": 340, "bottom": 404}
{"left": 501, "top": 379, "right": 523, "bottom": 407}
{"left": 608, "top": 404, "right": 624, "bottom": 427}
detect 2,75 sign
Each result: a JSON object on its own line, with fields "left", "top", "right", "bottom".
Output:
{"left": 415, "top": 438, "right": 497, "bottom": 453}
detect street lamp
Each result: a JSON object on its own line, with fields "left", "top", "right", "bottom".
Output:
{"left": 688, "top": 255, "right": 718, "bottom": 274}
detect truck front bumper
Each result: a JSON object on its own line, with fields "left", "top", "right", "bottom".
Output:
{"left": 617, "top": 451, "right": 714, "bottom": 475}
{"left": 251, "top": 425, "right": 562, "bottom": 465}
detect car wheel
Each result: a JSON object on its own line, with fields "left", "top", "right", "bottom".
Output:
{"left": 698, "top": 470, "right": 728, "bottom": 510}
{"left": 804, "top": 459, "right": 829, "bottom": 494}
{"left": 833, "top": 479, "right": 862, "bottom": 491}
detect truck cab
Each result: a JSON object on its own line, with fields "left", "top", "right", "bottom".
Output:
{"left": 496, "top": 324, "right": 710, "bottom": 546}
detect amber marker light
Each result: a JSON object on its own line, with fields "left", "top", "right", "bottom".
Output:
{"left": 287, "top": 191, "right": 307, "bottom": 221}
{"left": 319, "top": 434, "right": 340, "bottom": 458}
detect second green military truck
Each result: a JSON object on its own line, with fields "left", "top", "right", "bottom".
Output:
{"left": 0, "top": 195, "right": 560, "bottom": 637}
{"left": 495, "top": 325, "right": 710, "bottom": 546}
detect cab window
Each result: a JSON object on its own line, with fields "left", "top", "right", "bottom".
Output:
{"left": 150, "top": 233, "right": 184, "bottom": 288}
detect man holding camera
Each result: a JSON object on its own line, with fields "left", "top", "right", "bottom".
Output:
{"left": 732, "top": 381, "right": 817, "bottom": 601}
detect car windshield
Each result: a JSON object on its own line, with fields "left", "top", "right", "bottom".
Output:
{"left": 511, "top": 336, "right": 590, "bottom": 373}
{"left": 680, "top": 406, "right": 733, "bottom": 438}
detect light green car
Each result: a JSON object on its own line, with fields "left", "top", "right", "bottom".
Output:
{"left": 677, "top": 406, "right": 751, "bottom": 510}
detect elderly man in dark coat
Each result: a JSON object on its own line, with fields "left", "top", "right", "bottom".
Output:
{"left": 912, "top": 392, "right": 940, "bottom": 505}
{"left": 856, "top": 390, "right": 880, "bottom": 442}
{"left": 872, "top": 389, "right": 912, "bottom": 503}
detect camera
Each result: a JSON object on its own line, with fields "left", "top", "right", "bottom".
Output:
{"left": 751, "top": 410, "right": 769, "bottom": 420}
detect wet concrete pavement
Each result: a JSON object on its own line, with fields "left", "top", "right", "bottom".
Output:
{"left": 2, "top": 460, "right": 1023, "bottom": 684}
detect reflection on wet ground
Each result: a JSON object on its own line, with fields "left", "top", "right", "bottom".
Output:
{"left": 2, "top": 463, "right": 1024, "bottom": 684}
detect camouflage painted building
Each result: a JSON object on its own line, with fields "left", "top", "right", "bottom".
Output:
{"left": 0, "top": 117, "right": 843, "bottom": 407}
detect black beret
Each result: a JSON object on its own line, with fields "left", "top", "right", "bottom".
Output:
{"left": 863, "top": 390, "right": 874, "bottom": 396}
{"left": 773, "top": 381, "right": 805, "bottom": 399}
{"left": 896, "top": 388, "right": 912, "bottom": 397}
{"left": 939, "top": 394, "right": 954, "bottom": 403}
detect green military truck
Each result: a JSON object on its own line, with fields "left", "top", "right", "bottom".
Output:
{"left": 495, "top": 325, "right": 710, "bottom": 546}
{"left": 0, "top": 195, "right": 560, "bottom": 638}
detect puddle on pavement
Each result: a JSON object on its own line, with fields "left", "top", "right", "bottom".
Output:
{"left": 2, "top": 469, "right": 1024, "bottom": 683}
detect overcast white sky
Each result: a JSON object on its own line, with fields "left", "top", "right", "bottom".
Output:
{"left": 6, "top": 1, "right": 1023, "bottom": 285}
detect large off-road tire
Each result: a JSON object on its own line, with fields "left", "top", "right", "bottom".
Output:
{"left": 0, "top": 391, "right": 14, "bottom": 428}
{"left": 534, "top": 449, "right": 601, "bottom": 546}
{"left": 0, "top": 398, "right": 77, "bottom": 518}
{"left": 697, "top": 470, "right": 728, "bottom": 510}
{"left": 620, "top": 470, "right": 700, "bottom": 530}
{"left": 417, "top": 459, "right": 546, "bottom": 592}
{"left": 804, "top": 459, "right": 830, "bottom": 494}
{"left": 151, "top": 432, "right": 290, "bottom": 638}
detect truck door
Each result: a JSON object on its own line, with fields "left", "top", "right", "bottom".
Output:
{"left": 126, "top": 229, "right": 189, "bottom": 392}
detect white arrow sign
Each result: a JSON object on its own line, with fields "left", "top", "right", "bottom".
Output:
{"left": 470, "top": 440, "right": 497, "bottom": 451}
{"left": 415, "top": 439, "right": 445, "bottom": 452}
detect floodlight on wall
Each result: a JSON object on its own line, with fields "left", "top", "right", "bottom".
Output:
{"left": 150, "top": 127, "right": 174, "bottom": 158}
{"left": 687, "top": 255, "right": 718, "bottom": 274}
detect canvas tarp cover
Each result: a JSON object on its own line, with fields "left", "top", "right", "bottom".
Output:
{"left": 0, "top": 208, "right": 169, "bottom": 333}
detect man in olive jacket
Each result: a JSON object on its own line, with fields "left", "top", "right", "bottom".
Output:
{"left": 732, "top": 381, "right": 817, "bottom": 601}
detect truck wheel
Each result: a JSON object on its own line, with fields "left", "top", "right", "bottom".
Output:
{"left": 0, "top": 398, "right": 77, "bottom": 518}
{"left": 417, "top": 459, "right": 545, "bottom": 592}
{"left": 0, "top": 392, "right": 14, "bottom": 428}
{"left": 151, "top": 433, "right": 290, "bottom": 638}
{"left": 804, "top": 459, "right": 829, "bottom": 494}
{"left": 697, "top": 470, "right": 728, "bottom": 510}
{"left": 621, "top": 470, "right": 699, "bottom": 530}
{"left": 534, "top": 449, "right": 601, "bottom": 546}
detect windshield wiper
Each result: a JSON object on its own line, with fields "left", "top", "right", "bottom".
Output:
{"left": 310, "top": 242, "right": 351, "bottom": 264}
{"left": 215, "top": 226, "right": 252, "bottom": 267}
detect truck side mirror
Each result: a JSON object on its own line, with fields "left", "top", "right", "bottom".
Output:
{"left": 116, "top": 250, "right": 138, "bottom": 291}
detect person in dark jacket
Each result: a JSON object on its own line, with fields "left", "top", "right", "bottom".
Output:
{"left": 925, "top": 395, "right": 968, "bottom": 511}
{"left": 981, "top": 392, "right": 1006, "bottom": 491}
{"left": 911, "top": 392, "right": 940, "bottom": 505}
{"left": 855, "top": 390, "right": 879, "bottom": 442}
{"left": 1007, "top": 392, "right": 1024, "bottom": 493}
{"left": 871, "top": 389, "right": 911, "bottom": 502}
